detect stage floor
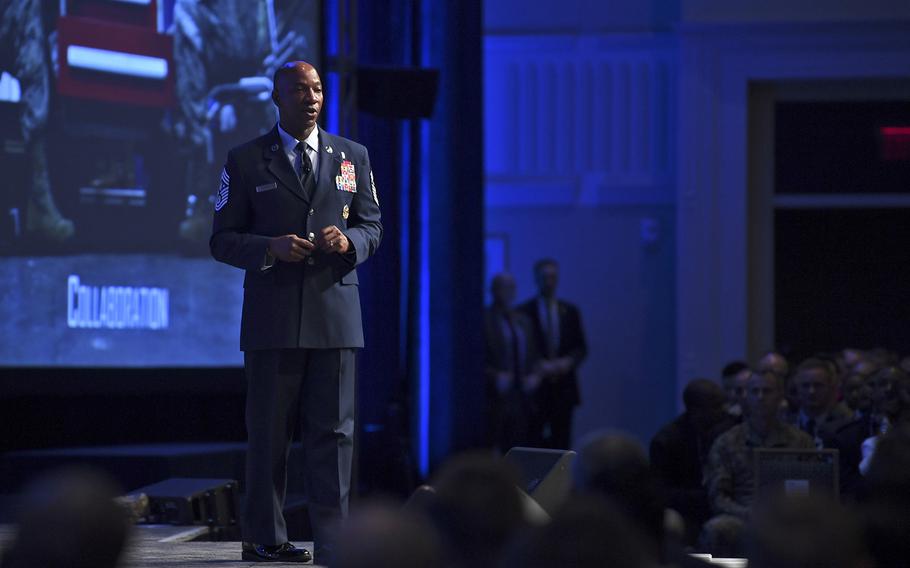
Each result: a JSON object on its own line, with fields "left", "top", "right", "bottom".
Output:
{"left": 1, "top": 525, "right": 320, "bottom": 567}
{"left": 0, "top": 523, "right": 747, "bottom": 567}
{"left": 121, "top": 539, "right": 319, "bottom": 567}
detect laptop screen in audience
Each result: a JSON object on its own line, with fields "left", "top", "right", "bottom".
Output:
{"left": 754, "top": 448, "right": 840, "bottom": 501}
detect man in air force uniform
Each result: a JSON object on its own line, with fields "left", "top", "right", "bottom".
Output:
{"left": 210, "top": 61, "right": 381, "bottom": 564}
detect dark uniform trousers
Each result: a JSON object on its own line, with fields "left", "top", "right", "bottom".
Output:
{"left": 243, "top": 348, "right": 355, "bottom": 550}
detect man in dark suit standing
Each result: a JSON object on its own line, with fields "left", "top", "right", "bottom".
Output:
{"left": 210, "top": 61, "right": 382, "bottom": 564}
{"left": 518, "top": 259, "right": 587, "bottom": 450}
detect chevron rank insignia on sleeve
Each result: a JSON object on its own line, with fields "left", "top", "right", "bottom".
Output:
{"left": 370, "top": 170, "right": 379, "bottom": 205}
{"left": 215, "top": 167, "right": 230, "bottom": 211}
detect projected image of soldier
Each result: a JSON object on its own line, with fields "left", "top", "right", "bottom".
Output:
{"left": 170, "top": 0, "right": 312, "bottom": 244}
{"left": 0, "top": 0, "right": 74, "bottom": 242}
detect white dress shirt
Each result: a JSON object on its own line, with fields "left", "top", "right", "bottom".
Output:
{"left": 277, "top": 122, "right": 319, "bottom": 180}
{"left": 261, "top": 124, "right": 320, "bottom": 271}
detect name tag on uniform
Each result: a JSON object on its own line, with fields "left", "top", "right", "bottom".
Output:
{"left": 256, "top": 182, "right": 277, "bottom": 193}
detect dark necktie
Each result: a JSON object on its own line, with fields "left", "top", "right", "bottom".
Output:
{"left": 295, "top": 142, "right": 312, "bottom": 182}
{"left": 504, "top": 314, "right": 523, "bottom": 390}
{"left": 545, "top": 302, "right": 558, "bottom": 357}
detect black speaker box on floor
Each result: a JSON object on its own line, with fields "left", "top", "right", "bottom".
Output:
{"left": 130, "top": 478, "right": 238, "bottom": 527}
{"left": 503, "top": 447, "right": 576, "bottom": 516}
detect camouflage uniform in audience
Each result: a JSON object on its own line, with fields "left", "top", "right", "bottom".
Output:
{"left": 706, "top": 420, "right": 814, "bottom": 518}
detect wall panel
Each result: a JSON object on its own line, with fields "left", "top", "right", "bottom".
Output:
{"left": 484, "top": 34, "right": 678, "bottom": 445}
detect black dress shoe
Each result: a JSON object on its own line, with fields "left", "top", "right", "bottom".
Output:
{"left": 241, "top": 541, "right": 312, "bottom": 563}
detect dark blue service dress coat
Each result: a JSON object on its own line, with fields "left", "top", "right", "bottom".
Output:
{"left": 210, "top": 125, "right": 382, "bottom": 350}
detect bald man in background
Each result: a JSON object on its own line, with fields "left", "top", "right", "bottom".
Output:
{"left": 484, "top": 273, "right": 542, "bottom": 451}
{"left": 651, "top": 379, "right": 734, "bottom": 544}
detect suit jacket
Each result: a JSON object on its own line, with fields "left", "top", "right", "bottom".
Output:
{"left": 517, "top": 297, "right": 587, "bottom": 407}
{"left": 821, "top": 413, "right": 874, "bottom": 501}
{"left": 650, "top": 412, "right": 736, "bottom": 540}
{"left": 801, "top": 402, "right": 854, "bottom": 442}
{"left": 210, "top": 125, "right": 382, "bottom": 350}
{"left": 484, "top": 306, "right": 542, "bottom": 449}
{"left": 484, "top": 307, "right": 540, "bottom": 380}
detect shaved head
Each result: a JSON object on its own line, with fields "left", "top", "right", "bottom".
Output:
{"left": 271, "top": 61, "right": 323, "bottom": 139}
{"left": 683, "top": 378, "right": 725, "bottom": 411}
{"left": 273, "top": 60, "right": 317, "bottom": 89}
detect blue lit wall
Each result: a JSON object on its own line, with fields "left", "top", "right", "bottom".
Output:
{"left": 484, "top": 0, "right": 910, "bottom": 448}
{"left": 483, "top": 2, "right": 680, "bottom": 446}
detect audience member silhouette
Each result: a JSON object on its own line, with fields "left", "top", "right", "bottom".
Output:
{"left": 573, "top": 432, "right": 665, "bottom": 550}
{"left": 756, "top": 351, "right": 789, "bottom": 379}
{"left": 861, "top": 422, "right": 910, "bottom": 568}
{"left": 865, "top": 422, "right": 910, "bottom": 502}
{"left": 860, "top": 366, "right": 910, "bottom": 474}
{"left": 720, "top": 361, "right": 750, "bottom": 420}
{"left": 332, "top": 503, "right": 442, "bottom": 568}
{"left": 0, "top": 466, "right": 131, "bottom": 568}
{"left": 425, "top": 453, "right": 526, "bottom": 568}
{"left": 845, "top": 347, "right": 892, "bottom": 377}
{"left": 499, "top": 495, "right": 653, "bottom": 568}
{"left": 899, "top": 355, "right": 910, "bottom": 375}
{"left": 747, "top": 495, "right": 868, "bottom": 568}
{"left": 721, "top": 361, "right": 749, "bottom": 381}
{"left": 651, "top": 379, "right": 734, "bottom": 544}
{"left": 842, "top": 371, "right": 872, "bottom": 419}
{"left": 822, "top": 368, "right": 887, "bottom": 499}
{"left": 575, "top": 431, "right": 721, "bottom": 567}
{"left": 794, "top": 357, "right": 852, "bottom": 445}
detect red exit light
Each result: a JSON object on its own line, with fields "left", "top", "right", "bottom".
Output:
{"left": 880, "top": 126, "right": 910, "bottom": 161}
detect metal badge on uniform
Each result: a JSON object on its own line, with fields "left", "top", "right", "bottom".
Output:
{"left": 270, "top": 144, "right": 279, "bottom": 152}
{"left": 336, "top": 160, "right": 357, "bottom": 193}
{"left": 325, "top": 145, "right": 333, "bottom": 154}
{"left": 255, "top": 182, "right": 277, "bottom": 193}
{"left": 342, "top": 204, "right": 349, "bottom": 220}
{"left": 214, "top": 167, "right": 230, "bottom": 211}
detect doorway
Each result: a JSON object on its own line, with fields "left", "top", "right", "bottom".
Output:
{"left": 748, "top": 80, "right": 910, "bottom": 362}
